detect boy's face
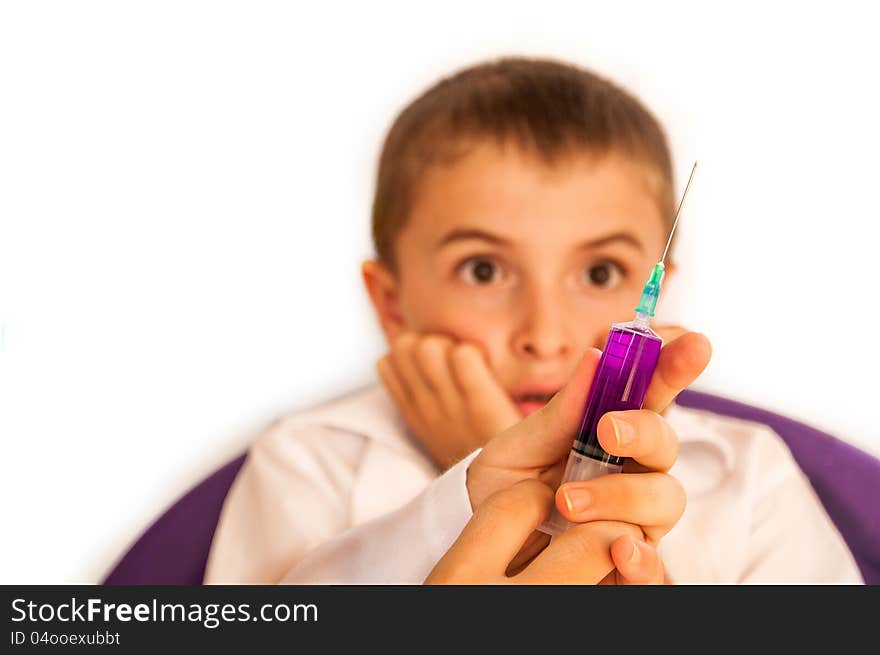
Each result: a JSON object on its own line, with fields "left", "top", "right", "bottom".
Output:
{"left": 365, "top": 141, "right": 671, "bottom": 417}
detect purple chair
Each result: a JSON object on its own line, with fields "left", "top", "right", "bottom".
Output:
{"left": 103, "top": 454, "right": 247, "bottom": 585}
{"left": 102, "top": 390, "right": 880, "bottom": 585}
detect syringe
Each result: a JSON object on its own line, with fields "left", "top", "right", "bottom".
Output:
{"left": 539, "top": 161, "right": 698, "bottom": 536}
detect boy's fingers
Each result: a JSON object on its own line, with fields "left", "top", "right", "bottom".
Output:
{"left": 515, "top": 519, "right": 641, "bottom": 585}
{"left": 595, "top": 410, "right": 679, "bottom": 472}
{"left": 610, "top": 536, "right": 665, "bottom": 584}
{"left": 481, "top": 348, "right": 602, "bottom": 468}
{"left": 451, "top": 343, "right": 520, "bottom": 433}
{"left": 556, "top": 472, "right": 686, "bottom": 543}
{"left": 377, "top": 356, "right": 424, "bottom": 433}
{"left": 643, "top": 332, "right": 712, "bottom": 414}
{"left": 425, "top": 480, "right": 554, "bottom": 583}
{"left": 389, "top": 332, "right": 428, "bottom": 398}
{"left": 390, "top": 332, "right": 443, "bottom": 421}
{"left": 412, "top": 334, "right": 462, "bottom": 419}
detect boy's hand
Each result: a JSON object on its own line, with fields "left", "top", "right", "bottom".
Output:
{"left": 425, "top": 479, "right": 665, "bottom": 584}
{"left": 465, "top": 331, "right": 711, "bottom": 576}
{"left": 377, "top": 331, "right": 521, "bottom": 469}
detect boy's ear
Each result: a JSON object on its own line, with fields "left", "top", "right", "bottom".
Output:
{"left": 361, "top": 259, "right": 406, "bottom": 341}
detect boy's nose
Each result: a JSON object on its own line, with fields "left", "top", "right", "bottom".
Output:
{"left": 511, "top": 295, "right": 573, "bottom": 361}
{"left": 516, "top": 336, "right": 571, "bottom": 360}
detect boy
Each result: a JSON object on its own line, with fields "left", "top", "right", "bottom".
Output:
{"left": 204, "top": 57, "right": 860, "bottom": 584}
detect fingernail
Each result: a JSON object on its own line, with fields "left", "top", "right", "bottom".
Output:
{"left": 610, "top": 416, "right": 635, "bottom": 448}
{"left": 561, "top": 487, "right": 591, "bottom": 515}
{"left": 628, "top": 539, "right": 640, "bottom": 565}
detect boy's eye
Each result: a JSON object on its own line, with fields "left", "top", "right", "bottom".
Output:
{"left": 458, "top": 257, "right": 503, "bottom": 285}
{"left": 582, "top": 261, "right": 624, "bottom": 289}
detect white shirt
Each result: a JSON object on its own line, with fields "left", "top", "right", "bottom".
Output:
{"left": 204, "top": 384, "right": 862, "bottom": 585}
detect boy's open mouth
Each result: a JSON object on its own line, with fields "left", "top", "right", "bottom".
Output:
{"left": 512, "top": 390, "right": 558, "bottom": 417}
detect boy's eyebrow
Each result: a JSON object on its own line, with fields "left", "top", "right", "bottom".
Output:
{"left": 436, "top": 228, "right": 511, "bottom": 248}
{"left": 575, "top": 232, "right": 644, "bottom": 252}
{"left": 436, "top": 228, "right": 644, "bottom": 251}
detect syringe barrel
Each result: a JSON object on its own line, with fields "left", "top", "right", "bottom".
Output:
{"left": 570, "top": 321, "right": 662, "bottom": 463}
{"left": 539, "top": 319, "right": 662, "bottom": 536}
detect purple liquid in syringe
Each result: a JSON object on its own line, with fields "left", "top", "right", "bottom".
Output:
{"left": 573, "top": 323, "right": 662, "bottom": 465}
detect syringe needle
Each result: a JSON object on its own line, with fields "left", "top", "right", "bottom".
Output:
{"left": 661, "top": 160, "right": 698, "bottom": 264}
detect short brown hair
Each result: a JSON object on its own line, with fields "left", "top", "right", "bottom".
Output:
{"left": 371, "top": 57, "right": 676, "bottom": 269}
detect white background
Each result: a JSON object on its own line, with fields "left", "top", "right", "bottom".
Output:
{"left": 1, "top": 1, "right": 878, "bottom": 583}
